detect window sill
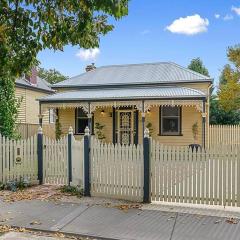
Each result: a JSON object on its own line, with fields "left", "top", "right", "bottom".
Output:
{"left": 74, "top": 133, "right": 95, "bottom": 136}
{"left": 158, "top": 133, "right": 183, "bottom": 137}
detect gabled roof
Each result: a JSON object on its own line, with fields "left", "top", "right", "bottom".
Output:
{"left": 16, "top": 77, "right": 54, "bottom": 93}
{"left": 39, "top": 86, "right": 206, "bottom": 102}
{"left": 53, "top": 62, "right": 212, "bottom": 88}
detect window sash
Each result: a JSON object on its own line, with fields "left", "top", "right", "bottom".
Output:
{"left": 160, "top": 106, "right": 181, "bottom": 135}
{"left": 76, "top": 108, "right": 88, "bottom": 134}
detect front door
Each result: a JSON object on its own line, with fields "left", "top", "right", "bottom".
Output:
{"left": 117, "top": 110, "right": 134, "bottom": 145}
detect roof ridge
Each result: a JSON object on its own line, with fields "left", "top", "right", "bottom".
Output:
{"left": 98, "top": 62, "right": 171, "bottom": 69}
{"left": 169, "top": 62, "right": 211, "bottom": 79}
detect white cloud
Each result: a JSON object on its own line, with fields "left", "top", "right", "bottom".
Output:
{"left": 166, "top": 14, "right": 209, "bottom": 35}
{"left": 141, "top": 29, "right": 150, "bottom": 35}
{"left": 223, "top": 14, "right": 233, "bottom": 21}
{"left": 232, "top": 6, "right": 240, "bottom": 15}
{"left": 214, "top": 14, "right": 220, "bottom": 19}
{"left": 76, "top": 48, "right": 100, "bottom": 61}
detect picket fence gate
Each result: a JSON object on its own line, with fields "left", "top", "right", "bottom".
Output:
{"left": 151, "top": 140, "right": 240, "bottom": 207}
{"left": 43, "top": 135, "right": 68, "bottom": 185}
{"left": 0, "top": 134, "right": 38, "bottom": 183}
{"left": 90, "top": 137, "right": 144, "bottom": 201}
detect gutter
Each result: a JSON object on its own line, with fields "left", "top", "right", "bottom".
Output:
{"left": 51, "top": 79, "right": 213, "bottom": 90}
{"left": 16, "top": 83, "right": 55, "bottom": 94}
{"left": 39, "top": 96, "right": 207, "bottom": 103}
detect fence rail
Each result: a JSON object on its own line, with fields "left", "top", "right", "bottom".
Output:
{"left": 151, "top": 140, "right": 240, "bottom": 207}
{"left": 0, "top": 134, "right": 38, "bottom": 183}
{"left": 209, "top": 125, "right": 240, "bottom": 147}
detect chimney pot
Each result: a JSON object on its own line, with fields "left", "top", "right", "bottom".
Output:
{"left": 85, "top": 63, "right": 96, "bottom": 72}
{"left": 26, "top": 68, "right": 37, "bottom": 85}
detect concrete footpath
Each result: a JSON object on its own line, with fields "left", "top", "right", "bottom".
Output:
{"left": 1, "top": 199, "right": 240, "bottom": 240}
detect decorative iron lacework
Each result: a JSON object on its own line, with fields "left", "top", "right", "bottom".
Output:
{"left": 41, "top": 99, "right": 204, "bottom": 114}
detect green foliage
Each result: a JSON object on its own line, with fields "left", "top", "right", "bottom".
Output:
{"left": 0, "top": 0, "right": 128, "bottom": 137}
{"left": 0, "top": 178, "right": 31, "bottom": 192}
{"left": 95, "top": 122, "right": 105, "bottom": 140}
{"left": 210, "top": 96, "right": 240, "bottom": 125}
{"left": 0, "top": 74, "right": 21, "bottom": 139}
{"left": 218, "top": 45, "right": 240, "bottom": 112}
{"left": 38, "top": 68, "right": 68, "bottom": 84}
{"left": 192, "top": 122, "right": 199, "bottom": 142}
{"left": 55, "top": 117, "right": 62, "bottom": 140}
{"left": 146, "top": 122, "right": 153, "bottom": 136}
{"left": 188, "top": 57, "right": 210, "bottom": 77}
{"left": 59, "top": 185, "right": 83, "bottom": 198}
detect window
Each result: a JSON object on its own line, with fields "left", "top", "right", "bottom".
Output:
{"left": 75, "top": 108, "right": 88, "bottom": 134}
{"left": 160, "top": 106, "right": 181, "bottom": 136}
{"left": 49, "top": 109, "right": 56, "bottom": 123}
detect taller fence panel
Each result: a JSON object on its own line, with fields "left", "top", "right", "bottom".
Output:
{"left": 17, "top": 123, "right": 56, "bottom": 139}
{"left": 43, "top": 135, "right": 68, "bottom": 185}
{"left": 90, "top": 137, "right": 144, "bottom": 202}
{"left": 151, "top": 140, "right": 240, "bottom": 207}
{"left": 209, "top": 125, "right": 240, "bottom": 147}
{"left": 0, "top": 134, "right": 38, "bottom": 183}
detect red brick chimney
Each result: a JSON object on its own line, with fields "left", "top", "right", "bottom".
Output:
{"left": 26, "top": 67, "right": 37, "bottom": 85}
{"left": 85, "top": 63, "right": 96, "bottom": 72}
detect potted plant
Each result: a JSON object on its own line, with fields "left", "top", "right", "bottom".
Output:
{"left": 192, "top": 122, "right": 199, "bottom": 143}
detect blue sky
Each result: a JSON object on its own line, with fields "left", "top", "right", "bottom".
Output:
{"left": 38, "top": 0, "right": 240, "bottom": 86}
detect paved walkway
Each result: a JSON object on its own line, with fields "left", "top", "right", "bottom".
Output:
{"left": 1, "top": 199, "right": 240, "bottom": 240}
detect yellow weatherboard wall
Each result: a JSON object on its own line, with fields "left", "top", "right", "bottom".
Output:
{"left": 16, "top": 87, "right": 50, "bottom": 124}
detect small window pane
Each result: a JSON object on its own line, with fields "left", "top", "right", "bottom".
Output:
{"left": 162, "top": 106, "right": 179, "bottom": 116}
{"left": 162, "top": 118, "right": 179, "bottom": 134}
{"left": 77, "top": 108, "right": 87, "bottom": 118}
{"left": 161, "top": 106, "right": 181, "bottom": 135}
{"left": 77, "top": 119, "right": 88, "bottom": 134}
{"left": 49, "top": 109, "right": 56, "bottom": 123}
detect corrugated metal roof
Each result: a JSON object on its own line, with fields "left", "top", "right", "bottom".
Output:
{"left": 16, "top": 77, "right": 53, "bottom": 92}
{"left": 39, "top": 86, "right": 206, "bottom": 102}
{"left": 53, "top": 62, "right": 212, "bottom": 88}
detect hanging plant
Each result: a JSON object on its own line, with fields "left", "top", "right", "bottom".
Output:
{"left": 192, "top": 122, "right": 199, "bottom": 143}
{"left": 55, "top": 117, "right": 62, "bottom": 140}
{"left": 146, "top": 122, "right": 154, "bottom": 136}
{"left": 95, "top": 122, "right": 105, "bottom": 140}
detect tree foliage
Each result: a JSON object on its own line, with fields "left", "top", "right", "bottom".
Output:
{"left": 188, "top": 57, "right": 210, "bottom": 77}
{"left": 38, "top": 68, "right": 68, "bottom": 84}
{"left": 218, "top": 45, "right": 240, "bottom": 112}
{"left": 0, "top": 0, "right": 129, "bottom": 137}
{"left": 210, "top": 96, "right": 240, "bottom": 124}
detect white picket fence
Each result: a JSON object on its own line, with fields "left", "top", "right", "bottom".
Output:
{"left": 0, "top": 134, "right": 38, "bottom": 183}
{"left": 43, "top": 135, "right": 68, "bottom": 185}
{"left": 90, "top": 137, "right": 144, "bottom": 201}
{"left": 209, "top": 125, "right": 240, "bottom": 147}
{"left": 151, "top": 140, "right": 240, "bottom": 207}
{"left": 71, "top": 137, "right": 84, "bottom": 187}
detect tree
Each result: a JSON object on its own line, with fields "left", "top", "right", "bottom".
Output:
{"left": 38, "top": 68, "right": 68, "bottom": 84}
{"left": 210, "top": 96, "right": 240, "bottom": 124}
{"left": 188, "top": 58, "right": 210, "bottom": 77}
{"left": 218, "top": 45, "right": 240, "bottom": 112}
{"left": 0, "top": 0, "right": 128, "bottom": 138}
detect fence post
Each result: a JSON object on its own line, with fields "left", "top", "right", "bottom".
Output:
{"left": 37, "top": 126, "right": 43, "bottom": 184}
{"left": 68, "top": 126, "right": 73, "bottom": 185}
{"left": 84, "top": 127, "right": 91, "bottom": 196}
{"left": 143, "top": 128, "right": 151, "bottom": 203}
